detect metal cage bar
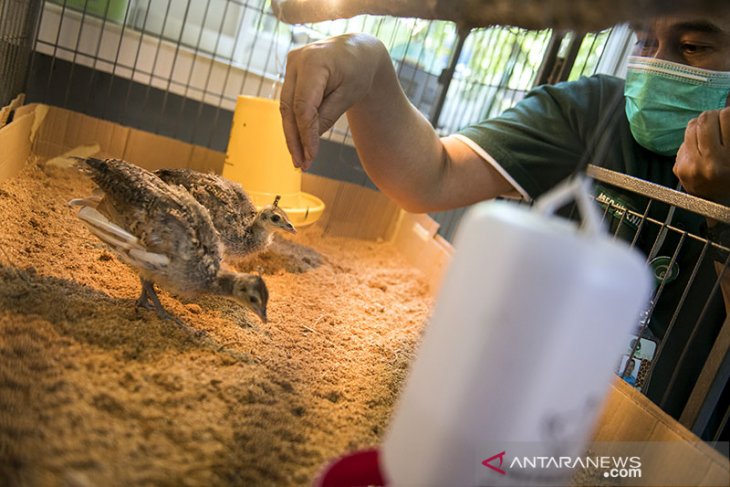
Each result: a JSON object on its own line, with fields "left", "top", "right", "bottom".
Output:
{"left": 587, "top": 164, "right": 730, "bottom": 441}
{"left": 0, "top": 0, "right": 41, "bottom": 107}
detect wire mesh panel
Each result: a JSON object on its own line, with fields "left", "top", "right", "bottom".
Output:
{"left": 29, "top": 0, "right": 295, "bottom": 151}
{"left": 0, "top": 0, "right": 41, "bottom": 107}
{"left": 435, "top": 27, "right": 552, "bottom": 136}
{"left": 24, "top": 2, "right": 618, "bottom": 171}
{"left": 587, "top": 165, "right": 730, "bottom": 442}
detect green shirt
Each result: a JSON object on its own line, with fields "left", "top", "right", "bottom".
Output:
{"left": 458, "top": 74, "right": 682, "bottom": 196}
{"left": 458, "top": 74, "right": 726, "bottom": 426}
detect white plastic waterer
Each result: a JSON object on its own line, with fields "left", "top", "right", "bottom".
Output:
{"left": 315, "top": 176, "right": 652, "bottom": 487}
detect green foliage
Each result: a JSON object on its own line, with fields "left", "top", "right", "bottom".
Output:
{"left": 569, "top": 29, "right": 611, "bottom": 80}
{"left": 253, "top": 5, "right": 611, "bottom": 130}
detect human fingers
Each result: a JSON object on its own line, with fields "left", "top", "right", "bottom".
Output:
{"left": 695, "top": 110, "right": 722, "bottom": 157}
{"left": 281, "top": 34, "right": 382, "bottom": 170}
{"left": 675, "top": 113, "right": 730, "bottom": 202}
{"left": 673, "top": 118, "right": 699, "bottom": 181}
{"left": 683, "top": 117, "right": 700, "bottom": 156}
{"left": 719, "top": 106, "right": 730, "bottom": 147}
{"left": 280, "top": 57, "right": 305, "bottom": 169}
{"left": 291, "top": 60, "right": 330, "bottom": 170}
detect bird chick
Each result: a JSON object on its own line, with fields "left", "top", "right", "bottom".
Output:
{"left": 154, "top": 168, "right": 296, "bottom": 262}
{"left": 69, "top": 157, "right": 269, "bottom": 327}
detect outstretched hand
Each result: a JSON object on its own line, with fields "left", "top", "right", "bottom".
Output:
{"left": 279, "top": 33, "right": 387, "bottom": 170}
{"left": 674, "top": 107, "right": 730, "bottom": 206}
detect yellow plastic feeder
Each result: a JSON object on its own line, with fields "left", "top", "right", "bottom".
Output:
{"left": 223, "top": 95, "right": 325, "bottom": 227}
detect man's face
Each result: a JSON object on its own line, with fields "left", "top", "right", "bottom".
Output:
{"left": 631, "top": 15, "right": 730, "bottom": 70}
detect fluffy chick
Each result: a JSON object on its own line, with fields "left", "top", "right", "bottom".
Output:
{"left": 69, "top": 157, "right": 269, "bottom": 327}
{"left": 155, "top": 168, "right": 296, "bottom": 262}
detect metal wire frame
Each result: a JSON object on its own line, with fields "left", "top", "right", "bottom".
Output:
{"left": 0, "top": 0, "right": 41, "bottom": 107}
{"left": 587, "top": 164, "right": 730, "bottom": 442}
{"left": 433, "top": 27, "right": 552, "bottom": 138}
{"left": 23, "top": 1, "right": 616, "bottom": 152}
{"left": 28, "top": 0, "right": 293, "bottom": 147}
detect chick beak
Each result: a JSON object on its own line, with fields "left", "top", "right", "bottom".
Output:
{"left": 285, "top": 224, "right": 297, "bottom": 234}
{"left": 255, "top": 306, "right": 268, "bottom": 323}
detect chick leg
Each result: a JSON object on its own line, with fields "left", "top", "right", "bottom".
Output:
{"left": 139, "top": 279, "right": 200, "bottom": 334}
{"left": 135, "top": 278, "right": 156, "bottom": 311}
{"left": 140, "top": 279, "right": 175, "bottom": 321}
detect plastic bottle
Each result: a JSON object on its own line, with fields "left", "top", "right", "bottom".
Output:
{"left": 379, "top": 177, "right": 653, "bottom": 486}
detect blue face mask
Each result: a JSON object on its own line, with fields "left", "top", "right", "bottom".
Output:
{"left": 624, "top": 56, "right": 730, "bottom": 156}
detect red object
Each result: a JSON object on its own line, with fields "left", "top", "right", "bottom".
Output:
{"left": 314, "top": 448, "right": 386, "bottom": 487}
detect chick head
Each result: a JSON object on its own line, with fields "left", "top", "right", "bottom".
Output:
{"left": 231, "top": 273, "right": 269, "bottom": 323}
{"left": 258, "top": 195, "right": 296, "bottom": 234}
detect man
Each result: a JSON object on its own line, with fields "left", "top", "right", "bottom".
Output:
{"left": 279, "top": 13, "right": 730, "bottom": 433}
{"left": 621, "top": 358, "right": 638, "bottom": 387}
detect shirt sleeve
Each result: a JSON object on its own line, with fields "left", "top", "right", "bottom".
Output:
{"left": 456, "top": 75, "right": 623, "bottom": 199}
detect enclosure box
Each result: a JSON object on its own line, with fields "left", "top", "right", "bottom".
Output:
{"left": 0, "top": 99, "right": 727, "bottom": 485}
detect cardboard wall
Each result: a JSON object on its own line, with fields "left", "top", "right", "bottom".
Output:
{"left": 594, "top": 379, "right": 729, "bottom": 485}
{"left": 0, "top": 96, "right": 33, "bottom": 181}
{"left": 31, "top": 104, "right": 226, "bottom": 173}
